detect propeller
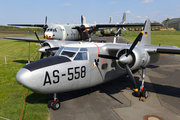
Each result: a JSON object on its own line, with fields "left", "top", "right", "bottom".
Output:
{"left": 43, "top": 16, "right": 48, "bottom": 38}
{"left": 97, "top": 20, "right": 147, "bottom": 91}
{"left": 72, "top": 15, "right": 94, "bottom": 40}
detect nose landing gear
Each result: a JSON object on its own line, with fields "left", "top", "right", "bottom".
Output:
{"left": 48, "top": 93, "right": 60, "bottom": 110}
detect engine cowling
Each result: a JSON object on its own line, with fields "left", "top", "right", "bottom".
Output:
{"left": 116, "top": 47, "right": 150, "bottom": 71}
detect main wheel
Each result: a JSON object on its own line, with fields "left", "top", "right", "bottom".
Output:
{"left": 141, "top": 88, "right": 148, "bottom": 98}
{"left": 48, "top": 100, "right": 54, "bottom": 108}
{"left": 52, "top": 100, "right": 60, "bottom": 110}
{"left": 135, "top": 87, "right": 141, "bottom": 97}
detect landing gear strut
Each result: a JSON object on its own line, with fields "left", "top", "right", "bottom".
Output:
{"left": 48, "top": 93, "right": 60, "bottom": 110}
{"left": 136, "top": 68, "right": 148, "bottom": 98}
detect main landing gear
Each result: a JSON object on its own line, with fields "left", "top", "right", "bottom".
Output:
{"left": 134, "top": 68, "right": 148, "bottom": 99}
{"left": 48, "top": 93, "right": 61, "bottom": 110}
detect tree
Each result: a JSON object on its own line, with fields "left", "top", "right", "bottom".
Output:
{"left": 162, "top": 18, "right": 170, "bottom": 25}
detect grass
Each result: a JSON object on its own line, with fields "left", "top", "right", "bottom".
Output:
{"left": 122, "top": 30, "right": 180, "bottom": 47}
{"left": 0, "top": 34, "right": 49, "bottom": 120}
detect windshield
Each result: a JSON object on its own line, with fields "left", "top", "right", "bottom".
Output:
{"left": 46, "top": 28, "right": 58, "bottom": 32}
{"left": 55, "top": 47, "right": 79, "bottom": 58}
{"left": 55, "top": 47, "right": 88, "bottom": 60}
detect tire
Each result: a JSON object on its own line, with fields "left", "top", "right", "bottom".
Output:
{"left": 142, "top": 88, "right": 148, "bottom": 98}
{"left": 52, "top": 100, "right": 60, "bottom": 110}
{"left": 135, "top": 90, "right": 141, "bottom": 97}
{"left": 48, "top": 100, "right": 54, "bottom": 108}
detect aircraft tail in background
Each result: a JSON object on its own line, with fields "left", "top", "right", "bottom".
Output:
{"left": 119, "top": 13, "right": 126, "bottom": 24}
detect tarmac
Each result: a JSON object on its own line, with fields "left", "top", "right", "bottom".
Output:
{"left": 49, "top": 34, "right": 180, "bottom": 120}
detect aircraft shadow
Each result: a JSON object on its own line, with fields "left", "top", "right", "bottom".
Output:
{"left": 26, "top": 93, "right": 47, "bottom": 104}
{"left": 147, "top": 65, "right": 159, "bottom": 69}
{"left": 13, "top": 60, "right": 28, "bottom": 64}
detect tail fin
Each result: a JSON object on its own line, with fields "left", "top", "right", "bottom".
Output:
{"left": 109, "top": 16, "right": 113, "bottom": 23}
{"left": 81, "top": 15, "right": 86, "bottom": 25}
{"left": 119, "top": 13, "right": 126, "bottom": 24}
{"left": 139, "top": 18, "right": 151, "bottom": 45}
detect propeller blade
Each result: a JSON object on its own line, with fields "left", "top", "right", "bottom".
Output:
{"left": 97, "top": 54, "right": 118, "bottom": 59}
{"left": 45, "top": 47, "right": 60, "bottom": 52}
{"left": 43, "top": 16, "right": 48, "bottom": 38}
{"left": 40, "top": 53, "right": 44, "bottom": 59}
{"left": 125, "top": 30, "right": 144, "bottom": 57}
{"left": 34, "top": 31, "right": 40, "bottom": 42}
{"left": 45, "top": 16, "right": 47, "bottom": 25}
{"left": 125, "top": 20, "right": 148, "bottom": 57}
{"left": 125, "top": 64, "right": 138, "bottom": 89}
{"left": 81, "top": 15, "right": 83, "bottom": 25}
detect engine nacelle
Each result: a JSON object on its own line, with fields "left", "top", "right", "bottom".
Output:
{"left": 116, "top": 47, "right": 150, "bottom": 71}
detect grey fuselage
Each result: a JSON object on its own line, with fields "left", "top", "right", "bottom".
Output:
{"left": 16, "top": 42, "right": 159, "bottom": 94}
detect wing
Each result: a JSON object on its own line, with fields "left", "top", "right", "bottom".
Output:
{"left": 4, "top": 37, "right": 46, "bottom": 43}
{"left": 95, "top": 23, "right": 162, "bottom": 28}
{"left": 145, "top": 45, "right": 180, "bottom": 54}
{"left": 8, "top": 24, "right": 45, "bottom": 28}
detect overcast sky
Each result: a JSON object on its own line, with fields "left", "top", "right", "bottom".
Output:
{"left": 0, "top": 0, "right": 180, "bottom": 25}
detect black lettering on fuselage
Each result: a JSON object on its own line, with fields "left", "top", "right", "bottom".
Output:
{"left": 43, "top": 71, "right": 52, "bottom": 86}
{"left": 53, "top": 70, "right": 59, "bottom": 84}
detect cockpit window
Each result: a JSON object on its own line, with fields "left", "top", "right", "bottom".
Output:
{"left": 64, "top": 47, "right": 79, "bottom": 51}
{"left": 55, "top": 47, "right": 64, "bottom": 56}
{"left": 80, "top": 48, "right": 87, "bottom": 51}
{"left": 56, "top": 47, "right": 79, "bottom": 58}
{"left": 46, "top": 28, "right": 58, "bottom": 32}
{"left": 74, "top": 52, "right": 88, "bottom": 60}
{"left": 53, "top": 28, "right": 58, "bottom": 32}
{"left": 55, "top": 47, "right": 88, "bottom": 60}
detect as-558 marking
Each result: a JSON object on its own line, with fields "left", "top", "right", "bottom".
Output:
{"left": 43, "top": 66, "right": 86, "bottom": 86}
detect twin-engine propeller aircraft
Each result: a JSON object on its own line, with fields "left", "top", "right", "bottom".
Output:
{"left": 7, "top": 15, "right": 95, "bottom": 41}
{"left": 6, "top": 15, "right": 161, "bottom": 42}
{"left": 15, "top": 18, "right": 180, "bottom": 110}
{"left": 100, "top": 13, "right": 126, "bottom": 36}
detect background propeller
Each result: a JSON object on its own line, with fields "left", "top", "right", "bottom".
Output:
{"left": 43, "top": 16, "right": 48, "bottom": 38}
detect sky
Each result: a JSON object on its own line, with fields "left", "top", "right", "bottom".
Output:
{"left": 0, "top": 0, "right": 180, "bottom": 26}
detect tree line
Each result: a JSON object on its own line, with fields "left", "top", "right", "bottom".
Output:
{"left": 0, "top": 25, "right": 43, "bottom": 31}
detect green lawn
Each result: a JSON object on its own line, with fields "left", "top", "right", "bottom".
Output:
{"left": 122, "top": 30, "right": 180, "bottom": 47}
{"left": 0, "top": 35, "right": 49, "bottom": 120}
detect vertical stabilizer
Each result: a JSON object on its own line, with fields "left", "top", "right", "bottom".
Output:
{"left": 120, "top": 13, "right": 126, "bottom": 24}
{"left": 109, "top": 16, "right": 113, "bottom": 23}
{"left": 139, "top": 18, "right": 151, "bottom": 45}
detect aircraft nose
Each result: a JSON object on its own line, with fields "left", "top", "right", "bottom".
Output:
{"left": 45, "top": 32, "right": 53, "bottom": 39}
{"left": 16, "top": 68, "right": 37, "bottom": 90}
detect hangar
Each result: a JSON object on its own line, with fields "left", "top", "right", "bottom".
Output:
{"left": 164, "top": 18, "right": 180, "bottom": 30}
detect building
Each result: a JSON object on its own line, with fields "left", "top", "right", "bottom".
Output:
{"left": 164, "top": 18, "right": 180, "bottom": 30}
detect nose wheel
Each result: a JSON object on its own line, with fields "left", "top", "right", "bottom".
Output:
{"left": 48, "top": 93, "right": 61, "bottom": 110}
